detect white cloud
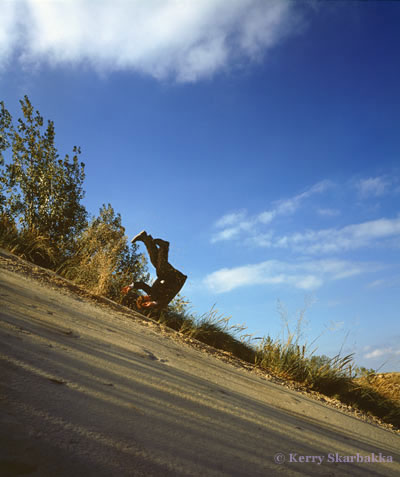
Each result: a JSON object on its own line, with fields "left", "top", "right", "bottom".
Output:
{"left": 215, "top": 210, "right": 247, "bottom": 228}
{"left": 367, "top": 276, "right": 400, "bottom": 289}
{"left": 254, "top": 216, "right": 400, "bottom": 253}
{"left": 0, "top": 1, "right": 19, "bottom": 68}
{"left": 269, "top": 180, "right": 332, "bottom": 216}
{"left": 0, "top": 0, "right": 302, "bottom": 82}
{"left": 364, "top": 347, "right": 400, "bottom": 360}
{"left": 211, "top": 226, "right": 242, "bottom": 242}
{"left": 257, "top": 210, "right": 276, "bottom": 224}
{"left": 212, "top": 180, "right": 331, "bottom": 243}
{"left": 357, "top": 176, "right": 390, "bottom": 198}
{"left": 317, "top": 208, "right": 340, "bottom": 217}
{"left": 367, "top": 279, "right": 386, "bottom": 289}
{"left": 212, "top": 210, "right": 256, "bottom": 243}
{"left": 204, "top": 258, "right": 369, "bottom": 293}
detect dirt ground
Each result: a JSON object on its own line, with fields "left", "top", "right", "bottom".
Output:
{"left": 1, "top": 249, "right": 399, "bottom": 476}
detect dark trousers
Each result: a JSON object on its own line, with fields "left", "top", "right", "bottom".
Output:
{"left": 133, "top": 235, "right": 186, "bottom": 307}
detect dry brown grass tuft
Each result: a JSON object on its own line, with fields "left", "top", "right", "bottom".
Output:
{"left": 59, "top": 223, "right": 127, "bottom": 296}
{"left": 0, "top": 215, "right": 57, "bottom": 267}
{"left": 355, "top": 373, "right": 400, "bottom": 403}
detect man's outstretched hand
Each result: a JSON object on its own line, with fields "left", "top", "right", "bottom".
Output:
{"left": 121, "top": 285, "right": 132, "bottom": 295}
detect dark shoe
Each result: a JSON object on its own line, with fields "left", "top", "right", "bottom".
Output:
{"left": 131, "top": 230, "right": 147, "bottom": 244}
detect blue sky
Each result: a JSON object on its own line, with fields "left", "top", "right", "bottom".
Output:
{"left": 1, "top": 1, "right": 399, "bottom": 372}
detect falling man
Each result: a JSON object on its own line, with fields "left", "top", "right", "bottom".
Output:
{"left": 122, "top": 231, "right": 187, "bottom": 310}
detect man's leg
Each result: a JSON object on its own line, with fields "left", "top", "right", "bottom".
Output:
{"left": 131, "top": 281, "right": 152, "bottom": 295}
{"left": 131, "top": 230, "right": 147, "bottom": 244}
{"left": 153, "top": 238, "right": 170, "bottom": 275}
{"left": 131, "top": 231, "right": 160, "bottom": 270}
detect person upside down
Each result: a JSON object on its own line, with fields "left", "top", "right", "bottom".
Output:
{"left": 121, "top": 231, "right": 187, "bottom": 310}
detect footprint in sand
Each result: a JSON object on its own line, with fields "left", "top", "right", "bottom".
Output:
{"left": 140, "top": 349, "right": 168, "bottom": 363}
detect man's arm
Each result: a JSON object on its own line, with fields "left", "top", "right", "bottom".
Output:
{"left": 122, "top": 281, "right": 152, "bottom": 295}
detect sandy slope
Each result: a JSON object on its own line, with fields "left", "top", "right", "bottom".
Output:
{"left": 0, "top": 251, "right": 399, "bottom": 476}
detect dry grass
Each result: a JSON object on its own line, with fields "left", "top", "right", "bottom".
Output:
{"left": 60, "top": 236, "right": 126, "bottom": 296}
{"left": 181, "top": 306, "right": 255, "bottom": 363}
{"left": 255, "top": 336, "right": 354, "bottom": 391}
{"left": 0, "top": 215, "right": 57, "bottom": 268}
{"left": 57, "top": 222, "right": 135, "bottom": 299}
{"left": 355, "top": 373, "right": 400, "bottom": 403}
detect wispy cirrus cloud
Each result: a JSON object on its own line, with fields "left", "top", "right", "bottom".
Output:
{"left": 215, "top": 210, "right": 247, "bottom": 228}
{"left": 212, "top": 180, "right": 332, "bottom": 243}
{"left": 212, "top": 176, "right": 400, "bottom": 260}
{"left": 0, "top": 0, "right": 304, "bottom": 82}
{"left": 356, "top": 176, "right": 391, "bottom": 198}
{"left": 204, "top": 258, "right": 372, "bottom": 293}
{"left": 253, "top": 216, "right": 400, "bottom": 253}
{"left": 367, "top": 275, "right": 400, "bottom": 289}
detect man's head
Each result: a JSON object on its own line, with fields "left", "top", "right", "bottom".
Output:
{"left": 136, "top": 295, "right": 158, "bottom": 310}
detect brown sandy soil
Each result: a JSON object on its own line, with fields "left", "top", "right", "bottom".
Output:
{"left": 1, "top": 249, "right": 399, "bottom": 476}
